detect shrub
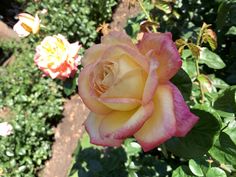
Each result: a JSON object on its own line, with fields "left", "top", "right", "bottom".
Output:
{"left": 21, "top": 0, "right": 117, "bottom": 47}
{"left": 0, "top": 39, "right": 64, "bottom": 177}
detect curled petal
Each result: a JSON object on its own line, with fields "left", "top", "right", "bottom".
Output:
{"left": 32, "top": 14, "right": 40, "bottom": 34}
{"left": 102, "top": 45, "right": 149, "bottom": 72}
{"left": 99, "top": 101, "right": 154, "bottom": 139}
{"left": 142, "top": 56, "right": 159, "bottom": 105}
{"left": 98, "top": 97, "right": 141, "bottom": 111}
{"left": 137, "top": 32, "right": 182, "bottom": 82}
{"left": 101, "top": 30, "right": 136, "bottom": 48}
{"left": 13, "top": 21, "right": 30, "bottom": 37}
{"left": 85, "top": 113, "right": 123, "bottom": 146}
{"left": 82, "top": 44, "right": 109, "bottom": 66}
{"left": 78, "top": 64, "right": 111, "bottom": 114}
{"left": 68, "top": 42, "right": 81, "bottom": 58}
{"left": 82, "top": 44, "right": 149, "bottom": 72}
{"left": 169, "top": 83, "right": 199, "bottom": 136}
{"left": 134, "top": 84, "right": 176, "bottom": 152}
{"left": 101, "top": 69, "right": 146, "bottom": 100}
{"left": 18, "top": 13, "right": 35, "bottom": 27}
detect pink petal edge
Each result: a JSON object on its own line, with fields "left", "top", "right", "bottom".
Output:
{"left": 142, "top": 56, "right": 159, "bottom": 105}
{"left": 78, "top": 64, "right": 111, "bottom": 114}
{"left": 134, "top": 84, "right": 177, "bottom": 152}
{"left": 169, "top": 82, "right": 199, "bottom": 137}
{"left": 99, "top": 101, "right": 154, "bottom": 140}
{"left": 85, "top": 112, "right": 123, "bottom": 147}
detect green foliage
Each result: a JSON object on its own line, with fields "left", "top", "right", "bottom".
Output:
{"left": 165, "top": 109, "right": 221, "bottom": 159}
{"left": 104, "top": 0, "right": 236, "bottom": 176}
{"left": 199, "top": 47, "right": 225, "bottom": 69}
{"left": 0, "top": 39, "right": 63, "bottom": 177}
{"left": 0, "top": 0, "right": 118, "bottom": 175}
{"left": 22, "top": 0, "right": 117, "bottom": 47}
{"left": 69, "top": 134, "right": 173, "bottom": 177}
{"left": 171, "top": 69, "right": 192, "bottom": 101}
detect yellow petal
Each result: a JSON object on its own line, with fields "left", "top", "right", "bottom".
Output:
{"left": 101, "top": 31, "right": 136, "bottom": 48}
{"left": 85, "top": 112, "right": 123, "bottom": 146}
{"left": 101, "top": 68, "right": 146, "bottom": 100}
{"left": 78, "top": 64, "right": 111, "bottom": 114}
{"left": 82, "top": 44, "right": 109, "bottom": 66}
{"left": 134, "top": 84, "right": 176, "bottom": 152}
{"left": 98, "top": 97, "right": 141, "bottom": 111}
{"left": 99, "top": 101, "right": 154, "bottom": 139}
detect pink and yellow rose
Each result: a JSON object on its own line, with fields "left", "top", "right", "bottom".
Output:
{"left": 34, "top": 34, "right": 81, "bottom": 80}
{"left": 13, "top": 13, "right": 40, "bottom": 37}
{"left": 78, "top": 31, "right": 199, "bottom": 151}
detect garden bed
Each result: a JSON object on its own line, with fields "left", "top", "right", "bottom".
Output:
{"left": 1, "top": 1, "right": 236, "bottom": 177}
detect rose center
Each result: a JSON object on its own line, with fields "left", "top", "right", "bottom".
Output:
{"left": 92, "top": 61, "right": 118, "bottom": 96}
{"left": 44, "top": 38, "right": 67, "bottom": 63}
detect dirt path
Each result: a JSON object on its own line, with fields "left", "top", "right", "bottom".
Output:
{"left": 40, "top": 95, "right": 89, "bottom": 177}
{"left": 40, "top": 1, "right": 141, "bottom": 177}
{"left": 0, "top": 21, "right": 19, "bottom": 40}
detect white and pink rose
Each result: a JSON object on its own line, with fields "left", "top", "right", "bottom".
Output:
{"left": 34, "top": 34, "right": 81, "bottom": 80}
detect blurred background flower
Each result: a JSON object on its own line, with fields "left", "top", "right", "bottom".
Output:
{"left": 34, "top": 34, "right": 81, "bottom": 80}
{"left": 13, "top": 13, "right": 40, "bottom": 37}
{"left": 0, "top": 122, "right": 13, "bottom": 137}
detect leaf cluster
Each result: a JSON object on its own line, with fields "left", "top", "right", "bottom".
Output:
{"left": 21, "top": 0, "right": 117, "bottom": 47}
{"left": 0, "top": 39, "right": 64, "bottom": 177}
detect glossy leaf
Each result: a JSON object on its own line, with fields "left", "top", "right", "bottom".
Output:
{"left": 63, "top": 76, "right": 78, "bottom": 96}
{"left": 171, "top": 69, "right": 192, "bottom": 100}
{"left": 206, "top": 167, "right": 227, "bottom": 177}
{"left": 199, "top": 47, "right": 226, "bottom": 69}
{"left": 166, "top": 109, "right": 221, "bottom": 159}
{"left": 172, "top": 166, "right": 194, "bottom": 177}
{"left": 226, "top": 26, "right": 236, "bottom": 35}
{"left": 209, "top": 122, "right": 236, "bottom": 167}
{"left": 214, "top": 86, "right": 236, "bottom": 114}
{"left": 189, "top": 159, "right": 204, "bottom": 177}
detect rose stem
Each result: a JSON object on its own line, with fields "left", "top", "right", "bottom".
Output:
{"left": 196, "top": 24, "right": 205, "bottom": 103}
{"left": 138, "top": 0, "right": 157, "bottom": 33}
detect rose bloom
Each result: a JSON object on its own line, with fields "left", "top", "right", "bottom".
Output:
{"left": 34, "top": 34, "right": 81, "bottom": 80}
{"left": 78, "top": 31, "right": 199, "bottom": 151}
{"left": 0, "top": 122, "right": 13, "bottom": 137}
{"left": 13, "top": 13, "right": 40, "bottom": 37}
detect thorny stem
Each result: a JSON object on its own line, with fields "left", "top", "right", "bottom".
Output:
{"left": 196, "top": 25, "right": 205, "bottom": 103}
{"left": 138, "top": 0, "right": 157, "bottom": 32}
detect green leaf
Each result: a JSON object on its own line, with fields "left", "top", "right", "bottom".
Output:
{"left": 123, "top": 139, "right": 141, "bottom": 157}
{"left": 214, "top": 86, "right": 236, "bottom": 114}
{"left": 166, "top": 109, "right": 221, "bottom": 159}
{"left": 155, "top": 1, "right": 172, "bottom": 14}
{"left": 171, "top": 69, "right": 192, "bottom": 100}
{"left": 206, "top": 167, "right": 227, "bottom": 177}
{"left": 189, "top": 159, "right": 204, "bottom": 176}
{"left": 226, "top": 26, "right": 236, "bottom": 35}
{"left": 217, "top": 1, "right": 231, "bottom": 30}
{"left": 63, "top": 76, "right": 77, "bottom": 96}
{"left": 172, "top": 166, "right": 194, "bottom": 177}
{"left": 182, "top": 59, "right": 197, "bottom": 78}
{"left": 125, "top": 13, "right": 146, "bottom": 41}
{"left": 208, "top": 75, "right": 229, "bottom": 89}
{"left": 199, "top": 47, "right": 226, "bottom": 69}
{"left": 209, "top": 121, "right": 236, "bottom": 168}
